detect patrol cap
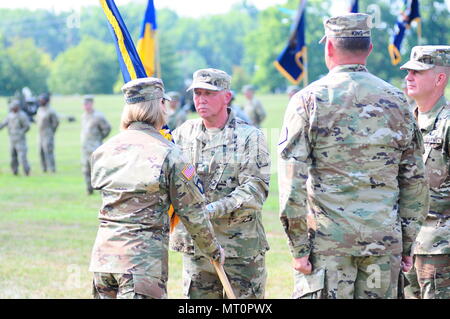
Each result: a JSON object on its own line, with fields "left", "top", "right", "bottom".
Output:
{"left": 400, "top": 45, "right": 450, "bottom": 71}
{"left": 167, "top": 91, "right": 181, "bottom": 101}
{"left": 39, "top": 92, "right": 50, "bottom": 101}
{"left": 187, "top": 68, "right": 231, "bottom": 91}
{"left": 242, "top": 84, "right": 255, "bottom": 93}
{"left": 121, "top": 77, "right": 171, "bottom": 105}
{"left": 9, "top": 100, "right": 20, "bottom": 110}
{"left": 286, "top": 85, "right": 300, "bottom": 95}
{"left": 319, "top": 13, "right": 372, "bottom": 44}
{"left": 83, "top": 95, "right": 94, "bottom": 102}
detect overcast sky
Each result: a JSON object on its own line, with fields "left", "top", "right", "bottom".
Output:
{"left": 0, "top": 0, "right": 288, "bottom": 17}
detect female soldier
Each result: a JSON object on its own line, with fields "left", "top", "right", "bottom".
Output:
{"left": 89, "top": 77, "right": 223, "bottom": 299}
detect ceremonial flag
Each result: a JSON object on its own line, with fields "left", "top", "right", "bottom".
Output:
{"left": 350, "top": 0, "right": 358, "bottom": 13}
{"left": 388, "top": 0, "right": 421, "bottom": 65}
{"left": 137, "top": 0, "right": 159, "bottom": 77}
{"left": 274, "top": 0, "right": 308, "bottom": 85}
{"left": 100, "top": 0, "right": 177, "bottom": 231}
{"left": 99, "top": 0, "right": 147, "bottom": 82}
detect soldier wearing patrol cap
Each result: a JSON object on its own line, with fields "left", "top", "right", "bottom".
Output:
{"left": 36, "top": 92, "right": 59, "bottom": 173}
{"left": 170, "top": 68, "right": 271, "bottom": 299}
{"left": 88, "top": 77, "right": 223, "bottom": 299}
{"left": 278, "top": 13, "right": 429, "bottom": 299}
{"left": 400, "top": 45, "right": 450, "bottom": 299}
{"left": 166, "top": 91, "right": 187, "bottom": 130}
{"left": 242, "top": 84, "right": 266, "bottom": 128}
{"left": 80, "top": 95, "right": 111, "bottom": 195}
{"left": 0, "top": 100, "right": 31, "bottom": 176}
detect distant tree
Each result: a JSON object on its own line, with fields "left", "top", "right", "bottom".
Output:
{"left": 47, "top": 37, "right": 117, "bottom": 94}
{"left": 0, "top": 38, "right": 51, "bottom": 95}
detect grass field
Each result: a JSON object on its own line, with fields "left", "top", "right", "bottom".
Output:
{"left": 0, "top": 93, "right": 293, "bottom": 299}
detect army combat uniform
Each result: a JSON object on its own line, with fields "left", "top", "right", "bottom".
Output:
{"left": 170, "top": 69, "right": 271, "bottom": 299}
{"left": 36, "top": 103, "right": 59, "bottom": 173}
{"left": 401, "top": 46, "right": 450, "bottom": 299}
{"left": 89, "top": 77, "right": 221, "bottom": 299}
{"left": 242, "top": 88, "right": 266, "bottom": 128}
{"left": 81, "top": 107, "right": 111, "bottom": 194}
{"left": 167, "top": 107, "right": 188, "bottom": 131}
{"left": 278, "top": 14, "right": 429, "bottom": 299}
{"left": 0, "top": 103, "right": 31, "bottom": 175}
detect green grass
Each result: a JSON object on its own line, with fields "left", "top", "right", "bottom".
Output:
{"left": 0, "top": 93, "right": 293, "bottom": 299}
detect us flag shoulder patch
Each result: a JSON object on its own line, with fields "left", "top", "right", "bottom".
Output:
{"left": 181, "top": 164, "right": 196, "bottom": 181}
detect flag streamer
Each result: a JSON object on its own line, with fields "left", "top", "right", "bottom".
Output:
{"left": 388, "top": 0, "right": 421, "bottom": 65}
{"left": 274, "top": 0, "right": 308, "bottom": 85}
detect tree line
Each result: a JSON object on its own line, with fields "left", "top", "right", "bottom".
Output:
{"left": 0, "top": 0, "right": 448, "bottom": 97}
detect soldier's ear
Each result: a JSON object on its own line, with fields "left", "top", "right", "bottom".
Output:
{"left": 435, "top": 71, "right": 447, "bottom": 87}
{"left": 224, "top": 90, "right": 233, "bottom": 105}
{"left": 326, "top": 39, "right": 334, "bottom": 57}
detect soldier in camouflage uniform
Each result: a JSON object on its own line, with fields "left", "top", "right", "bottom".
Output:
{"left": 277, "top": 13, "right": 429, "bottom": 299}
{"left": 89, "top": 77, "right": 223, "bottom": 299}
{"left": 36, "top": 93, "right": 59, "bottom": 173}
{"left": 170, "top": 68, "right": 271, "bottom": 299}
{"left": 0, "top": 100, "right": 31, "bottom": 176}
{"left": 242, "top": 85, "right": 266, "bottom": 128}
{"left": 166, "top": 91, "right": 187, "bottom": 130}
{"left": 400, "top": 46, "right": 450, "bottom": 299}
{"left": 80, "top": 95, "right": 111, "bottom": 195}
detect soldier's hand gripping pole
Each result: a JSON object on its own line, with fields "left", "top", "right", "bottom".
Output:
{"left": 212, "top": 260, "right": 237, "bottom": 299}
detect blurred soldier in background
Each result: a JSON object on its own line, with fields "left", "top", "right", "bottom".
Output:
{"left": 228, "top": 90, "right": 252, "bottom": 124}
{"left": 89, "top": 77, "right": 223, "bottom": 299}
{"left": 286, "top": 85, "right": 300, "bottom": 101}
{"left": 401, "top": 45, "right": 450, "bottom": 299}
{"left": 36, "top": 93, "right": 59, "bottom": 173}
{"left": 166, "top": 91, "right": 187, "bottom": 130}
{"left": 278, "top": 13, "right": 429, "bottom": 299}
{"left": 242, "top": 84, "right": 266, "bottom": 128}
{"left": 0, "top": 100, "right": 31, "bottom": 176}
{"left": 12, "top": 87, "right": 39, "bottom": 122}
{"left": 170, "top": 68, "right": 271, "bottom": 299}
{"left": 80, "top": 95, "right": 111, "bottom": 195}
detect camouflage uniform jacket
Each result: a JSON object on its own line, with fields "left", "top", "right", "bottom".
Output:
{"left": 81, "top": 110, "right": 111, "bottom": 154}
{"left": 167, "top": 107, "right": 187, "bottom": 131}
{"left": 414, "top": 96, "right": 450, "bottom": 255}
{"left": 244, "top": 98, "right": 266, "bottom": 127}
{"left": 278, "top": 64, "right": 429, "bottom": 258}
{"left": 89, "top": 122, "right": 221, "bottom": 278}
{"left": 170, "top": 109, "right": 271, "bottom": 258}
{"left": 0, "top": 110, "right": 30, "bottom": 143}
{"left": 36, "top": 105, "right": 59, "bottom": 140}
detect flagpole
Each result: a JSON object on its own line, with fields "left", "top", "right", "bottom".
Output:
{"left": 155, "top": 30, "right": 162, "bottom": 78}
{"left": 303, "top": 47, "right": 308, "bottom": 87}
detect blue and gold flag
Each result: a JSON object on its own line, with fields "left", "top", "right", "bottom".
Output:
{"left": 388, "top": 0, "right": 421, "bottom": 65}
{"left": 274, "top": 0, "right": 307, "bottom": 85}
{"left": 99, "top": 0, "right": 147, "bottom": 82}
{"left": 350, "top": 0, "right": 358, "bottom": 13}
{"left": 137, "top": 0, "right": 158, "bottom": 77}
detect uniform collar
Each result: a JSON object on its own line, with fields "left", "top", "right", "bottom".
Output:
{"left": 329, "top": 64, "right": 368, "bottom": 74}
{"left": 197, "top": 108, "right": 236, "bottom": 143}
{"left": 417, "top": 96, "right": 448, "bottom": 132}
{"left": 127, "top": 121, "right": 159, "bottom": 134}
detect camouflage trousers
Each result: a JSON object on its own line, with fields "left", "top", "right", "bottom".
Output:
{"left": 404, "top": 254, "right": 450, "bottom": 299}
{"left": 81, "top": 150, "right": 93, "bottom": 194}
{"left": 92, "top": 272, "right": 167, "bottom": 299}
{"left": 293, "top": 254, "right": 402, "bottom": 299}
{"left": 10, "top": 141, "right": 30, "bottom": 175}
{"left": 39, "top": 137, "right": 56, "bottom": 173}
{"left": 182, "top": 253, "right": 266, "bottom": 299}
{"left": 403, "top": 264, "right": 421, "bottom": 299}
